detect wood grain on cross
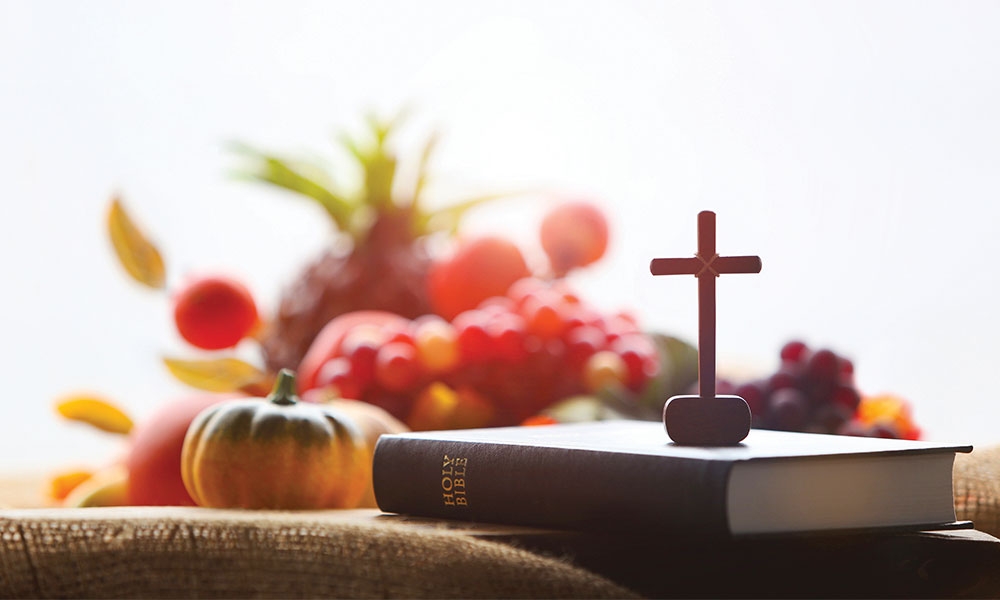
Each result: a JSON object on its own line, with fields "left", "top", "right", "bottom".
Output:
{"left": 650, "top": 211, "right": 761, "bottom": 398}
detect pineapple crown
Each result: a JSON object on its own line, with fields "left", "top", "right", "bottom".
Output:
{"left": 230, "top": 112, "right": 505, "bottom": 243}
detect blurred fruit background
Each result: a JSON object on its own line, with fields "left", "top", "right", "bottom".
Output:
{"left": 3, "top": 1, "right": 1000, "bottom": 478}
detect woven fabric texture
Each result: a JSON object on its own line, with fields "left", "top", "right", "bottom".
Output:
{"left": 955, "top": 446, "right": 1000, "bottom": 538}
{"left": 0, "top": 508, "right": 637, "bottom": 599}
{"left": 2, "top": 446, "right": 1000, "bottom": 598}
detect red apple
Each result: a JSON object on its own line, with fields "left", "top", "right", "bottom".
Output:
{"left": 126, "top": 394, "right": 235, "bottom": 505}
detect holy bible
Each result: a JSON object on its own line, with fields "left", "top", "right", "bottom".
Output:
{"left": 372, "top": 420, "right": 971, "bottom": 537}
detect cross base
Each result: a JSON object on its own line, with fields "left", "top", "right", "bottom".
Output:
{"left": 663, "top": 395, "right": 752, "bottom": 446}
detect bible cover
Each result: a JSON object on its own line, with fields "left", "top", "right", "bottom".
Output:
{"left": 373, "top": 420, "right": 971, "bottom": 537}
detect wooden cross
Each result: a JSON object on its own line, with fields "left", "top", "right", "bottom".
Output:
{"left": 650, "top": 210, "right": 761, "bottom": 445}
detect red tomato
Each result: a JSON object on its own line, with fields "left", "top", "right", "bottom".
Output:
{"left": 173, "top": 275, "right": 259, "bottom": 350}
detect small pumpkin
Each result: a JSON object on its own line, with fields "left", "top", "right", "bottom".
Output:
{"left": 324, "top": 397, "right": 409, "bottom": 508}
{"left": 181, "top": 369, "right": 370, "bottom": 509}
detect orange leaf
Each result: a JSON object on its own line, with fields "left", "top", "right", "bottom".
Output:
{"left": 107, "top": 195, "right": 166, "bottom": 289}
{"left": 55, "top": 395, "right": 134, "bottom": 434}
{"left": 163, "top": 356, "right": 267, "bottom": 392}
{"left": 48, "top": 469, "right": 95, "bottom": 502}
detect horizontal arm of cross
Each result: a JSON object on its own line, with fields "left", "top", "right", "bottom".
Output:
{"left": 649, "top": 257, "right": 701, "bottom": 276}
{"left": 650, "top": 255, "right": 761, "bottom": 276}
{"left": 714, "top": 255, "right": 762, "bottom": 274}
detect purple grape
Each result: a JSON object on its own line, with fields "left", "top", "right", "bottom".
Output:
{"left": 831, "top": 384, "right": 861, "bottom": 412}
{"left": 806, "top": 349, "right": 840, "bottom": 383}
{"left": 811, "top": 404, "right": 853, "bottom": 434}
{"left": 735, "top": 381, "right": 768, "bottom": 416}
{"left": 768, "top": 388, "right": 809, "bottom": 431}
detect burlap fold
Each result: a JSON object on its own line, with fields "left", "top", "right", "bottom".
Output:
{"left": 0, "top": 507, "right": 637, "bottom": 599}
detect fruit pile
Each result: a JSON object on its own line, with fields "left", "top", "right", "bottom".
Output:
{"left": 298, "top": 277, "right": 660, "bottom": 430}
{"left": 46, "top": 114, "right": 677, "bottom": 509}
{"left": 731, "top": 341, "right": 920, "bottom": 440}
{"left": 45, "top": 112, "right": 924, "bottom": 512}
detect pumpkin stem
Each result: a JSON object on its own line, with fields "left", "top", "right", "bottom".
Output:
{"left": 268, "top": 369, "right": 299, "bottom": 406}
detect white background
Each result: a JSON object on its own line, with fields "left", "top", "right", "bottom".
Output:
{"left": 2, "top": 1, "right": 998, "bottom": 474}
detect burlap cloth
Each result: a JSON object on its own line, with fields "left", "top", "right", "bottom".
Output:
{"left": 954, "top": 445, "right": 1000, "bottom": 539}
{"left": 0, "top": 446, "right": 997, "bottom": 599}
{"left": 0, "top": 507, "right": 637, "bottom": 599}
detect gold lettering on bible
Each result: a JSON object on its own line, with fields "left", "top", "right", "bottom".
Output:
{"left": 441, "top": 454, "right": 468, "bottom": 507}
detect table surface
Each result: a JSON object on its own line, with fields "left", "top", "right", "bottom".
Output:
{"left": 6, "top": 472, "right": 1000, "bottom": 598}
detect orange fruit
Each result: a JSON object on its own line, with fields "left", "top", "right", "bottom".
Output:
{"left": 540, "top": 201, "right": 609, "bottom": 275}
{"left": 427, "top": 236, "right": 530, "bottom": 320}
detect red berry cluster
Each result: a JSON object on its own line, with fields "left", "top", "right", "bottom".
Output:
{"left": 313, "top": 277, "right": 660, "bottom": 428}
{"left": 734, "top": 340, "right": 867, "bottom": 436}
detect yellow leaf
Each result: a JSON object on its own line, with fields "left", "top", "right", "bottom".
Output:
{"left": 107, "top": 195, "right": 166, "bottom": 289}
{"left": 163, "top": 356, "right": 267, "bottom": 392}
{"left": 48, "top": 469, "right": 95, "bottom": 502}
{"left": 55, "top": 395, "right": 134, "bottom": 435}
{"left": 62, "top": 465, "right": 129, "bottom": 508}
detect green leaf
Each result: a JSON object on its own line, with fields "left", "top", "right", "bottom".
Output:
{"left": 421, "top": 191, "right": 528, "bottom": 235}
{"left": 367, "top": 107, "right": 410, "bottom": 148}
{"left": 339, "top": 121, "right": 398, "bottom": 210}
{"left": 229, "top": 143, "right": 355, "bottom": 231}
{"left": 636, "top": 334, "right": 700, "bottom": 413}
{"left": 541, "top": 395, "right": 638, "bottom": 423}
{"left": 337, "top": 133, "right": 366, "bottom": 166}
{"left": 365, "top": 153, "right": 397, "bottom": 208}
{"left": 366, "top": 112, "right": 391, "bottom": 148}
{"left": 412, "top": 132, "right": 440, "bottom": 208}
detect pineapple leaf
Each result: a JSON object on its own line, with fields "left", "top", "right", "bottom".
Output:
{"left": 367, "top": 107, "right": 410, "bottom": 147}
{"left": 366, "top": 112, "right": 392, "bottom": 147}
{"left": 229, "top": 142, "right": 355, "bottom": 231}
{"left": 338, "top": 133, "right": 365, "bottom": 166}
{"left": 338, "top": 121, "right": 397, "bottom": 210}
{"left": 365, "top": 153, "right": 397, "bottom": 209}
{"left": 421, "top": 191, "right": 526, "bottom": 235}
{"left": 412, "top": 131, "right": 440, "bottom": 209}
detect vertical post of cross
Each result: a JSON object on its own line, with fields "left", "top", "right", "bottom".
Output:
{"left": 697, "top": 210, "right": 717, "bottom": 401}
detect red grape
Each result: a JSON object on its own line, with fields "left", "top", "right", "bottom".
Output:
{"left": 611, "top": 334, "right": 658, "bottom": 391}
{"left": 779, "top": 340, "right": 810, "bottom": 364}
{"left": 456, "top": 320, "right": 492, "bottom": 364}
{"left": 564, "top": 325, "right": 606, "bottom": 368}
{"left": 315, "top": 357, "right": 363, "bottom": 400}
{"left": 374, "top": 342, "right": 422, "bottom": 393}
{"left": 341, "top": 330, "right": 381, "bottom": 390}
{"left": 838, "top": 357, "right": 855, "bottom": 382}
{"left": 488, "top": 314, "right": 528, "bottom": 363}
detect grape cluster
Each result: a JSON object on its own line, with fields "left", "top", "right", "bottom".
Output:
{"left": 734, "top": 341, "right": 872, "bottom": 436}
{"left": 312, "top": 277, "right": 661, "bottom": 429}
